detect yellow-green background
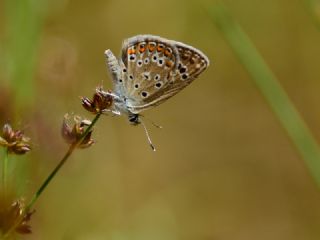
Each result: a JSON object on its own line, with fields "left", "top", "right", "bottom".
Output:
{"left": 1, "top": 0, "right": 320, "bottom": 239}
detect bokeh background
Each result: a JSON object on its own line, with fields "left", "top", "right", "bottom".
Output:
{"left": 1, "top": 0, "right": 320, "bottom": 239}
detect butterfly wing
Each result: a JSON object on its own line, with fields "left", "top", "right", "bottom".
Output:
{"left": 120, "top": 35, "right": 209, "bottom": 113}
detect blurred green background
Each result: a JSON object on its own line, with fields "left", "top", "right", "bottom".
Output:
{"left": 1, "top": 0, "right": 320, "bottom": 239}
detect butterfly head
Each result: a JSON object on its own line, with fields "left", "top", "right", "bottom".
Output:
{"left": 128, "top": 113, "right": 140, "bottom": 126}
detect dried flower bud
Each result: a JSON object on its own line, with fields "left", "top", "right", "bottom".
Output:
{"left": 0, "top": 196, "right": 34, "bottom": 236}
{"left": 81, "top": 87, "right": 113, "bottom": 114}
{"left": 0, "top": 124, "right": 31, "bottom": 155}
{"left": 61, "top": 114, "right": 94, "bottom": 148}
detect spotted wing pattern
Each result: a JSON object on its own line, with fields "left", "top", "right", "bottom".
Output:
{"left": 115, "top": 35, "right": 210, "bottom": 113}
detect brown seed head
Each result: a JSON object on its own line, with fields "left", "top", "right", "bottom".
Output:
{"left": 0, "top": 195, "right": 34, "bottom": 236}
{"left": 61, "top": 114, "right": 95, "bottom": 148}
{"left": 81, "top": 87, "right": 113, "bottom": 114}
{"left": 0, "top": 123, "right": 31, "bottom": 155}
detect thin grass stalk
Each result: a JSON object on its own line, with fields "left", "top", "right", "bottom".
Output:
{"left": 3, "top": 113, "right": 101, "bottom": 238}
{"left": 208, "top": 3, "right": 320, "bottom": 187}
{"left": 4, "top": 0, "right": 47, "bottom": 113}
{"left": 304, "top": 0, "right": 320, "bottom": 31}
{"left": 2, "top": 149, "right": 9, "bottom": 197}
{"left": 25, "top": 113, "right": 101, "bottom": 211}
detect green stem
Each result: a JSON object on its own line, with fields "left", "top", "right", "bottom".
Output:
{"left": 208, "top": 4, "right": 320, "bottom": 187}
{"left": 26, "top": 113, "right": 101, "bottom": 211}
{"left": 3, "top": 113, "right": 101, "bottom": 238}
{"left": 26, "top": 144, "right": 75, "bottom": 211}
{"left": 2, "top": 148, "right": 9, "bottom": 197}
{"left": 304, "top": 0, "right": 320, "bottom": 32}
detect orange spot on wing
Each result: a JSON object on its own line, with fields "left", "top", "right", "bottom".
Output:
{"left": 164, "top": 49, "right": 172, "bottom": 57}
{"left": 148, "top": 44, "right": 155, "bottom": 52}
{"left": 139, "top": 45, "right": 146, "bottom": 53}
{"left": 127, "top": 49, "right": 136, "bottom": 55}
{"left": 165, "top": 61, "right": 173, "bottom": 68}
{"left": 157, "top": 44, "right": 164, "bottom": 52}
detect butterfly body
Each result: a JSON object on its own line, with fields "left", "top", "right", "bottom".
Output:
{"left": 104, "top": 35, "right": 209, "bottom": 125}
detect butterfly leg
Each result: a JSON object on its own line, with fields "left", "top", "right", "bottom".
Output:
{"left": 98, "top": 89, "right": 122, "bottom": 101}
{"left": 101, "top": 108, "right": 121, "bottom": 116}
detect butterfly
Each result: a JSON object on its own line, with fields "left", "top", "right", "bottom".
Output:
{"left": 103, "top": 35, "right": 209, "bottom": 150}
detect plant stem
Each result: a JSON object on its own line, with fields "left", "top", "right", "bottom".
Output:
{"left": 304, "top": 0, "right": 320, "bottom": 32}
{"left": 2, "top": 148, "right": 9, "bottom": 197}
{"left": 26, "top": 113, "right": 101, "bottom": 211}
{"left": 208, "top": 4, "right": 320, "bottom": 187}
{"left": 26, "top": 144, "right": 75, "bottom": 211}
{"left": 2, "top": 113, "right": 101, "bottom": 239}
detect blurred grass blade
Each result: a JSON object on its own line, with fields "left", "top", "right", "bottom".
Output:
{"left": 304, "top": 0, "right": 320, "bottom": 31}
{"left": 4, "top": 0, "right": 47, "bottom": 112}
{"left": 208, "top": 4, "right": 320, "bottom": 187}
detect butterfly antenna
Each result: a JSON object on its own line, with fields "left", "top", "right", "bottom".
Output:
{"left": 150, "top": 120, "right": 163, "bottom": 129}
{"left": 140, "top": 119, "right": 156, "bottom": 151}
{"left": 140, "top": 115, "right": 163, "bottom": 129}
